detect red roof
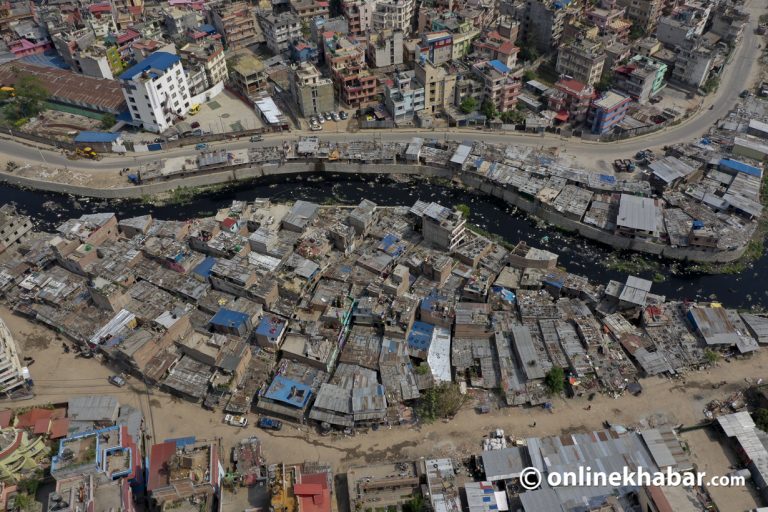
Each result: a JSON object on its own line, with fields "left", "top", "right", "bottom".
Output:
{"left": 498, "top": 41, "right": 518, "bottom": 55}
{"left": 15, "top": 408, "right": 54, "bottom": 429}
{"left": 555, "top": 110, "right": 569, "bottom": 122}
{"left": 33, "top": 418, "right": 50, "bottom": 435}
{"left": 49, "top": 418, "right": 70, "bottom": 439}
{"left": 221, "top": 217, "right": 237, "bottom": 229}
{"left": 555, "top": 78, "right": 592, "bottom": 97}
{"left": 0, "top": 410, "right": 12, "bottom": 428}
{"left": 148, "top": 441, "right": 177, "bottom": 491}
{"left": 89, "top": 3, "right": 112, "bottom": 13}
{"left": 295, "top": 473, "right": 331, "bottom": 512}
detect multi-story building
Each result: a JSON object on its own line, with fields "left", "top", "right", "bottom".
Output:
{"left": 325, "top": 34, "right": 378, "bottom": 107}
{"left": 290, "top": 0, "right": 329, "bottom": 22}
{"left": 178, "top": 40, "right": 227, "bottom": 97}
{"left": 472, "top": 59, "right": 521, "bottom": 112}
{"left": 419, "top": 31, "right": 453, "bottom": 65}
{"left": 0, "top": 316, "right": 26, "bottom": 399}
{"left": 120, "top": 51, "right": 191, "bottom": 133}
{"left": 709, "top": 4, "right": 749, "bottom": 43}
{"left": 521, "top": 0, "right": 571, "bottom": 53}
{"left": 615, "top": 0, "right": 662, "bottom": 34}
{"left": 556, "top": 38, "right": 606, "bottom": 86}
{"left": 585, "top": 0, "right": 631, "bottom": 39}
{"left": 412, "top": 201, "right": 466, "bottom": 251}
{"left": 449, "top": 21, "right": 480, "bottom": 60}
{"left": 372, "top": 0, "right": 416, "bottom": 34}
{"left": 163, "top": 8, "right": 204, "bottom": 39}
{"left": 670, "top": 39, "right": 714, "bottom": 88}
{"left": 341, "top": 0, "right": 374, "bottom": 36}
{"left": 290, "top": 38, "right": 320, "bottom": 63}
{"left": 473, "top": 30, "right": 519, "bottom": 69}
{"left": 260, "top": 12, "right": 303, "bottom": 55}
{"left": 587, "top": 90, "right": 630, "bottom": 133}
{"left": 546, "top": 78, "right": 595, "bottom": 123}
{"left": 211, "top": 1, "right": 261, "bottom": 50}
{"left": 0, "top": 205, "right": 32, "bottom": 255}
{"left": 228, "top": 51, "right": 268, "bottom": 100}
{"left": 367, "top": 29, "right": 404, "bottom": 68}
{"left": 52, "top": 29, "right": 124, "bottom": 80}
{"left": 656, "top": 1, "right": 711, "bottom": 47}
{"left": 384, "top": 70, "right": 425, "bottom": 120}
{"left": 291, "top": 62, "right": 334, "bottom": 116}
{"left": 414, "top": 58, "right": 456, "bottom": 113}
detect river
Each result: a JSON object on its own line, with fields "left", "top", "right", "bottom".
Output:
{"left": 3, "top": 174, "right": 766, "bottom": 310}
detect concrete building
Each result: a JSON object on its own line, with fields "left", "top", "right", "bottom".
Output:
{"left": 419, "top": 31, "right": 453, "bottom": 65}
{"left": 0, "top": 205, "right": 32, "bottom": 255}
{"left": 211, "top": 2, "right": 262, "bottom": 50}
{"left": 52, "top": 29, "right": 124, "bottom": 80}
{"left": 587, "top": 90, "right": 630, "bottom": 134}
{"left": 472, "top": 59, "right": 521, "bottom": 112}
{"left": 341, "top": 0, "right": 374, "bottom": 36}
{"left": 0, "top": 316, "right": 26, "bottom": 399}
{"left": 615, "top": 0, "right": 662, "bottom": 33}
{"left": 228, "top": 51, "right": 268, "bottom": 100}
{"left": 178, "top": 40, "right": 227, "bottom": 97}
{"left": 290, "top": 0, "right": 330, "bottom": 22}
{"left": 521, "top": 0, "right": 571, "bottom": 53}
{"left": 368, "top": 29, "right": 404, "bottom": 68}
{"left": 120, "top": 51, "right": 191, "bottom": 133}
{"left": 372, "top": 0, "right": 416, "bottom": 34}
{"left": 325, "top": 34, "right": 378, "bottom": 107}
{"left": 414, "top": 58, "right": 456, "bottom": 113}
{"left": 411, "top": 201, "right": 466, "bottom": 251}
{"left": 670, "top": 40, "right": 714, "bottom": 89}
{"left": 291, "top": 62, "right": 335, "bottom": 116}
{"left": 384, "top": 70, "right": 425, "bottom": 120}
{"left": 615, "top": 194, "right": 661, "bottom": 239}
{"left": 547, "top": 78, "right": 595, "bottom": 123}
{"left": 656, "top": 3, "right": 711, "bottom": 47}
{"left": 612, "top": 55, "right": 666, "bottom": 103}
{"left": 556, "top": 38, "right": 606, "bottom": 86}
{"left": 260, "top": 12, "right": 303, "bottom": 56}
{"left": 472, "top": 30, "right": 519, "bottom": 69}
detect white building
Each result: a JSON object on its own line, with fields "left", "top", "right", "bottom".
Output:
{"left": 372, "top": 0, "right": 416, "bottom": 34}
{"left": 0, "top": 316, "right": 26, "bottom": 399}
{"left": 384, "top": 70, "right": 424, "bottom": 120}
{"left": 259, "top": 12, "right": 302, "bottom": 55}
{"left": 119, "top": 51, "right": 192, "bottom": 133}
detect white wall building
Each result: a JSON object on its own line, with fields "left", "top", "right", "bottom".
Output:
{"left": 119, "top": 51, "right": 192, "bottom": 133}
{"left": 0, "top": 316, "right": 26, "bottom": 399}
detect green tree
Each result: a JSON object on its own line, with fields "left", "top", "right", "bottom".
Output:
{"left": 704, "top": 349, "right": 720, "bottom": 364}
{"left": 416, "top": 383, "right": 469, "bottom": 422}
{"left": 595, "top": 74, "right": 615, "bottom": 93}
{"left": 101, "top": 113, "right": 116, "bottom": 129}
{"left": 11, "top": 493, "right": 34, "bottom": 512}
{"left": 5, "top": 75, "right": 50, "bottom": 121}
{"left": 403, "top": 494, "right": 427, "bottom": 512}
{"left": 456, "top": 203, "right": 470, "bottom": 218}
{"left": 629, "top": 25, "right": 645, "bottom": 41}
{"left": 702, "top": 77, "right": 720, "bottom": 94}
{"left": 544, "top": 366, "right": 565, "bottom": 395}
{"left": 481, "top": 99, "right": 497, "bottom": 119}
{"left": 523, "top": 70, "right": 536, "bottom": 82}
{"left": 500, "top": 110, "right": 525, "bottom": 124}
{"left": 460, "top": 97, "right": 477, "bottom": 114}
{"left": 755, "top": 408, "right": 768, "bottom": 432}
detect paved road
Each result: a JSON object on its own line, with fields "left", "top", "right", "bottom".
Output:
{"left": 0, "top": 1, "right": 762, "bottom": 174}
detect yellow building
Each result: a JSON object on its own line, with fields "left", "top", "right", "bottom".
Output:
{"left": 0, "top": 428, "right": 49, "bottom": 483}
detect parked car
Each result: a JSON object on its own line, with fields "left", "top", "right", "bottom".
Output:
{"left": 108, "top": 375, "right": 126, "bottom": 387}
{"left": 258, "top": 417, "right": 283, "bottom": 431}
{"left": 339, "top": 111, "right": 348, "bottom": 120}
{"left": 224, "top": 414, "right": 248, "bottom": 427}
{"left": 324, "top": 112, "right": 332, "bottom": 121}
{"left": 191, "top": 121, "right": 200, "bottom": 129}
{"left": 310, "top": 123, "right": 322, "bottom": 131}
{"left": 317, "top": 116, "right": 325, "bottom": 124}
{"left": 250, "top": 134, "right": 263, "bottom": 142}
{"left": 740, "top": 89, "right": 751, "bottom": 98}
{"left": 195, "top": 143, "right": 209, "bottom": 150}
{"left": 331, "top": 112, "right": 340, "bottom": 122}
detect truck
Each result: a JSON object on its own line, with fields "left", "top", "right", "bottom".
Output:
{"left": 224, "top": 414, "right": 248, "bottom": 427}
{"left": 258, "top": 417, "right": 282, "bottom": 431}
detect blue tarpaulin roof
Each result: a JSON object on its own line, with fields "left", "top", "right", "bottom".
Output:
{"left": 489, "top": 59, "right": 510, "bottom": 74}
{"left": 264, "top": 376, "right": 312, "bottom": 408}
{"left": 165, "top": 436, "right": 196, "bottom": 447}
{"left": 192, "top": 256, "right": 217, "bottom": 278}
{"left": 408, "top": 321, "right": 434, "bottom": 351}
{"left": 719, "top": 158, "right": 762, "bottom": 177}
{"left": 210, "top": 308, "right": 249, "bottom": 329}
{"left": 599, "top": 174, "right": 617, "bottom": 184}
{"left": 119, "top": 52, "right": 180, "bottom": 80}
{"left": 74, "top": 131, "right": 120, "bottom": 143}
{"left": 198, "top": 24, "right": 216, "bottom": 34}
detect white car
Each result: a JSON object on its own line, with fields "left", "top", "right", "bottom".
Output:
{"left": 310, "top": 123, "right": 323, "bottom": 131}
{"left": 224, "top": 414, "right": 248, "bottom": 427}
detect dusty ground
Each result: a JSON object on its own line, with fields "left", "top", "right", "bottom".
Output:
{"left": 4, "top": 306, "right": 768, "bottom": 511}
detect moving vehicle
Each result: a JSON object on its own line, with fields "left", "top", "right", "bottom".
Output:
{"left": 108, "top": 375, "right": 126, "bottom": 387}
{"left": 195, "top": 143, "right": 209, "bottom": 150}
{"left": 250, "top": 135, "right": 263, "bottom": 142}
{"left": 258, "top": 417, "right": 282, "bottom": 431}
{"left": 224, "top": 414, "right": 248, "bottom": 427}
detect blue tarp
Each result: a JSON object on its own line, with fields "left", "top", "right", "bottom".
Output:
{"left": 210, "top": 308, "right": 249, "bottom": 329}
{"left": 489, "top": 59, "right": 510, "bottom": 74}
{"left": 408, "top": 321, "right": 435, "bottom": 351}
{"left": 165, "top": 436, "right": 196, "bottom": 447}
{"left": 264, "top": 375, "right": 312, "bottom": 408}
{"left": 192, "top": 256, "right": 217, "bottom": 278}
{"left": 119, "top": 52, "right": 180, "bottom": 80}
{"left": 74, "top": 131, "right": 120, "bottom": 143}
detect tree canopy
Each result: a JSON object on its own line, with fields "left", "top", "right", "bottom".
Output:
{"left": 544, "top": 366, "right": 565, "bottom": 395}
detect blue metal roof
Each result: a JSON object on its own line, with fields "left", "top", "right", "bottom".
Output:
{"left": 119, "top": 52, "right": 180, "bottom": 80}
{"left": 719, "top": 158, "right": 762, "bottom": 178}
{"left": 256, "top": 315, "right": 287, "bottom": 339}
{"left": 74, "top": 131, "right": 121, "bottom": 143}
{"left": 165, "top": 436, "right": 196, "bottom": 447}
{"left": 198, "top": 24, "right": 216, "bottom": 34}
{"left": 210, "top": 308, "right": 249, "bottom": 329}
{"left": 489, "top": 59, "right": 510, "bottom": 74}
{"left": 264, "top": 376, "right": 312, "bottom": 408}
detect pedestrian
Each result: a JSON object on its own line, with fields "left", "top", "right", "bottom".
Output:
{"left": 533, "top": 422, "right": 536, "bottom": 427}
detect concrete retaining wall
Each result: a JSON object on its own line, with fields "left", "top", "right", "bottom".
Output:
{"left": 0, "top": 162, "right": 750, "bottom": 262}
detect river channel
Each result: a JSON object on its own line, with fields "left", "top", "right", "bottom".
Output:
{"left": 2, "top": 174, "right": 766, "bottom": 310}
